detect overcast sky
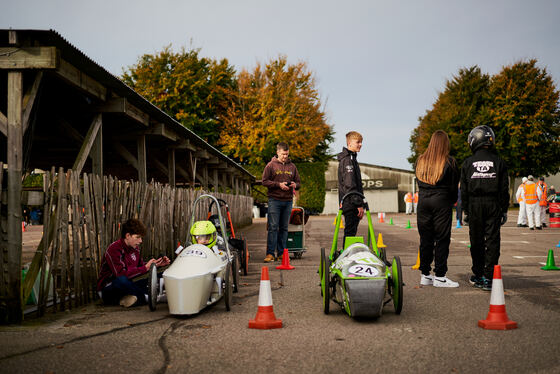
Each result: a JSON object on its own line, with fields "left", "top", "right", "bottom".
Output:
{"left": 3, "top": 0, "right": 560, "bottom": 170}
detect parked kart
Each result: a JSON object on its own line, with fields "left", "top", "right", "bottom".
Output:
{"left": 207, "top": 198, "right": 250, "bottom": 276}
{"left": 147, "top": 194, "right": 237, "bottom": 314}
{"left": 320, "top": 192, "right": 403, "bottom": 318}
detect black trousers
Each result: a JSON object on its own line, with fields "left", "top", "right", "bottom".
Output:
{"left": 342, "top": 201, "right": 360, "bottom": 248}
{"left": 468, "top": 197, "right": 501, "bottom": 279}
{"left": 417, "top": 193, "right": 452, "bottom": 277}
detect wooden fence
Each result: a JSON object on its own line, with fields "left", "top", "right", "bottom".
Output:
{"left": 9, "top": 168, "right": 253, "bottom": 317}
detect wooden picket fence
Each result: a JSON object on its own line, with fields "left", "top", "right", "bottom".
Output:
{"left": 20, "top": 168, "right": 253, "bottom": 316}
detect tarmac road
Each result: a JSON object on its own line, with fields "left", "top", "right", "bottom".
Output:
{"left": 1, "top": 212, "right": 560, "bottom": 374}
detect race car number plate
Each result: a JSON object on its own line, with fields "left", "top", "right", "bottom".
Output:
{"left": 348, "top": 264, "right": 379, "bottom": 277}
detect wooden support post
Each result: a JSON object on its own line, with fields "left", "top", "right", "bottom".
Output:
{"left": 168, "top": 149, "right": 175, "bottom": 188}
{"left": 213, "top": 169, "right": 219, "bottom": 192}
{"left": 137, "top": 135, "right": 147, "bottom": 183}
{"left": 5, "top": 69, "right": 23, "bottom": 323}
{"left": 22, "top": 71, "right": 43, "bottom": 134}
{"left": 91, "top": 118, "right": 103, "bottom": 176}
{"left": 72, "top": 114, "right": 102, "bottom": 175}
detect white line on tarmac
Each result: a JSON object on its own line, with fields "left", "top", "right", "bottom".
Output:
{"left": 513, "top": 256, "right": 547, "bottom": 259}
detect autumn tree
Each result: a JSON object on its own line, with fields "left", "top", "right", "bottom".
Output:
{"left": 408, "top": 66, "right": 491, "bottom": 166}
{"left": 486, "top": 59, "right": 560, "bottom": 178}
{"left": 409, "top": 60, "right": 560, "bottom": 179}
{"left": 218, "top": 56, "right": 333, "bottom": 165}
{"left": 121, "top": 46, "right": 236, "bottom": 145}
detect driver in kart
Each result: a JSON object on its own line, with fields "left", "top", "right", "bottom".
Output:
{"left": 191, "top": 220, "right": 226, "bottom": 256}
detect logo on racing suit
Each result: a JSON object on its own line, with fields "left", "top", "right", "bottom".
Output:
{"left": 471, "top": 161, "right": 496, "bottom": 178}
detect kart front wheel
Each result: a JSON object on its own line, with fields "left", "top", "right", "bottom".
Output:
{"left": 148, "top": 263, "right": 158, "bottom": 311}
{"left": 232, "top": 254, "right": 239, "bottom": 293}
{"left": 224, "top": 263, "right": 233, "bottom": 311}
{"left": 242, "top": 238, "right": 249, "bottom": 276}
{"left": 321, "top": 247, "right": 330, "bottom": 314}
{"left": 391, "top": 256, "right": 403, "bottom": 315}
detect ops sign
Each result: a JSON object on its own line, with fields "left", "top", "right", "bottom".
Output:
{"left": 361, "top": 179, "right": 396, "bottom": 190}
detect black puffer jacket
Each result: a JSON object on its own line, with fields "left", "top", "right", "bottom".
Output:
{"left": 337, "top": 147, "right": 364, "bottom": 206}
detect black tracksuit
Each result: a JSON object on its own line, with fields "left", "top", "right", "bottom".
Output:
{"left": 416, "top": 157, "right": 459, "bottom": 277}
{"left": 460, "top": 148, "right": 509, "bottom": 279}
{"left": 337, "top": 147, "right": 364, "bottom": 245}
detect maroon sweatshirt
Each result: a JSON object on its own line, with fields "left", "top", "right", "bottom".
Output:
{"left": 96, "top": 238, "right": 147, "bottom": 291}
{"left": 262, "top": 156, "right": 301, "bottom": 201}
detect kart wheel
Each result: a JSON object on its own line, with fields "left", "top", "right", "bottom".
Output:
{"left": 148, "top": 263, "right": 158, "bottom": 311}
{"left": 232, "top": 254, "right": 239, "bottom": 293}
{"left": 321, "top": 247, "right": 330, "bottom": 314}
{"left": 242, "top": 238, "right": 249, "bottom": 276}
{"left": 224, "top": 263, "right": 233, "bottom": 311}
{"left": 319, "top": 248, "right": 324, "bottom": 296}
{"left": 391, "top": 256, "right": 403, "bottom": 315}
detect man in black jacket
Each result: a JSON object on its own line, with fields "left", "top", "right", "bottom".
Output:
{"left": 337, "top": 131, "right": 364, "bottom": 247}
{"left": 461, "top": 126, "right": 509, "bottom": 291}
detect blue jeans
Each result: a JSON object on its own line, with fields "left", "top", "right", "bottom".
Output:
{"left": 101, "top": 275, "right": 148, "bottom": 306}
{"left": 267, "top": 198, "right": 293, "bottom": 256}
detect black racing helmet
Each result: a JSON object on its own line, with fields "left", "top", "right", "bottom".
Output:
{"left": 468, "top": 125, "right": 495, "bottom": 152}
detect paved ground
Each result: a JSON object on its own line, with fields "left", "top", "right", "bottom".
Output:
{"left": 2, "top": 212, "right": 560, "bottom": 373}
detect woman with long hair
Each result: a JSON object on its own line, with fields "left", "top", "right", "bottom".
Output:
{"left": 415, "top": 130, "right": 460, "bottom": 287}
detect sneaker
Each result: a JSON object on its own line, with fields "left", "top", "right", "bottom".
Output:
{"left": 482, "top": 278, "right": 492, "bottom": 291}
{"left": 433, "top": 276, "right": 459, "bottom": 288}
{"left": 420, "top": 274, "right": 433, "bottom": 286}
{"left": 263, "top": 254, "right": 274, "bottom": 263}
{"left": 530, "top": 227, "right": 534, "bottom": 230}
{"left": 119, "top": 295, "right": 137, "bottom": 308}
{"left": 521, "top": 224, "right": 528, "bottom": 227}
{"left": 536, "top": 226, "right": 542, "bottom": 230}
{"left": 469, "top": 275, "right": 484, "bottom": 288}
{"left": 542, "top": 223, "right": 547, "bottom": 228}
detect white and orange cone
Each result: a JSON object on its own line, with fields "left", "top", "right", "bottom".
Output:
{"left": 248, "top": 266, "right": 282, "bottom": 329}
{"left": 478, "top": 265, "right": 517, "bottom": 330}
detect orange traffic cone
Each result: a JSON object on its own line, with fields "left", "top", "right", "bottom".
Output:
{"left": 21, "top": 222, "right": 26, "bottom": 232}
{"left": 478, "top": 265, "right": 517, "bottom": 330}
{"left": 376, "top": 233, "right": 386, "bottom": 248}
{"left": 249, "top": 267, "right": 283, "bottom": 329}
{"left": 276, "top": 248, "right": 295, "bottom": 270}
{"left": 379, "top": 212, "right": 385, "bottom": 223}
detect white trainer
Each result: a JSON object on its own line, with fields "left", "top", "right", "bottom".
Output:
{"left": 420, "top": 274, "right": 433, "bottom": 286}
{"left": 433, "top": 276, "right": 459, "bottom": 288}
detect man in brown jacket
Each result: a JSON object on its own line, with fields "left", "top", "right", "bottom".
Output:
{"left": 262, "top": 142, "right": 301, "bottom": 262}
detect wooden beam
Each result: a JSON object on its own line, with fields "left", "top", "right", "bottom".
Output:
{"left": 22, "top": 71, "right": 43, "bottom": 134}
{"left": 153, "top": 158, "right": 168, "bottom": 176}
{"left": 137, "top": 135, "right": 147, "bottom": 183}
{"left": 195, "top": 149, "right": 210, "bottom": 159}
{"left": 72, "top": 114, "right": 102, "bottom": 175}
{"left": 57, "top": 117, "right": 84, "bottom": 142}
{"left": 6, "top": 71, "right": 23, "bottom": 322}
{"left": 55, "top": 58, "right": 106, "bottom": 101}
{"left": 0, "top": 47, "right": 58, "bottom": 69}
{"left": 91, "top": 122, "right": 103, "bottom": 176}
{"left": 97, "top": 97, "right": 149, "bottom": 126}
{"left": 170, "top": 139, "right": 196, "bottom": 151}
{"left": 0, "top": 111, "right": 6, "bottom": 137}
{"left": 111, "top": 141, "right": 138, "bottom": 169}
{"left": 144, "top": 122, "right": 178, "bottom": 141}
{"left": 168, "top": 149, "right": 175, "bottom": 187}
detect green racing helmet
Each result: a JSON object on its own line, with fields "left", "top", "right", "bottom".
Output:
{"left": 190, "top": 220, "right": 217, "bottom": 248}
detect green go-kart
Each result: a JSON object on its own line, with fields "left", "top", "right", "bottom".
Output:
{"left": 320, "top": 192, "right": 403, "bottom": 318}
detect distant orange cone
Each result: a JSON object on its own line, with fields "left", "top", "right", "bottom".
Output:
{"left": 21, "top": 221, "right": 25, "bottom": 232}
{"left": 276, "top": 248, "right": 295, "bottom": 270}
{"left": 379, "top": 212, "right": 385, "bottom": 223}
{"left": 249, "top": 267, "right": 283, "bottom": 329}
{"left": 478, "top": 265, "right": 517, "bottom": 330}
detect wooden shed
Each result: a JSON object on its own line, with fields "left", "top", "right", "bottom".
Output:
{"left": 0, "top": 29, "right": 255, "bottom": 323}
